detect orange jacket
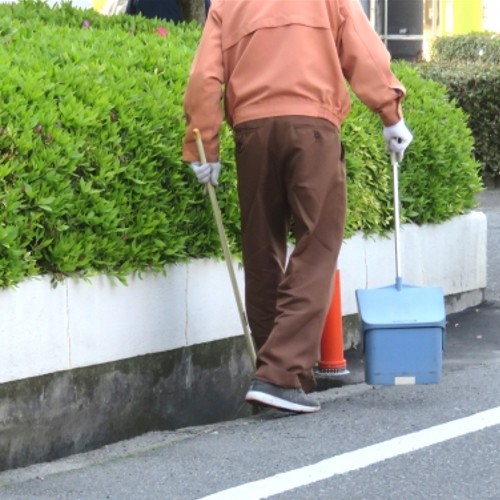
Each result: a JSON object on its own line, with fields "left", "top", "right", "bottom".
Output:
{"left": 183, "top": 0, "right": 405, "bottom": 162}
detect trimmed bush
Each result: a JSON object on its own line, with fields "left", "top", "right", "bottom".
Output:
{"left": 0, "top": 1, "right": 482, "bottom": 287}
{"left": 343, "top": 61, "right": 481, "bottom": 233}
{"left": 421, "top": 32, "right": 500, "bottom": 182}
{"left": 431, "top": 32, "right": 500, "bottom": 64}
{"left": 417, "top": 62, "right": 500, "bottom": 182}
{"left": 0, "top": 1, "right": 209, "bottom": 287}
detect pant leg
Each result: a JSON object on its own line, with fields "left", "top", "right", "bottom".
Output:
{"left": 234, "top": 120, "right": 290, "bottom": 350}
{"left": 235, "top": 116, "right": 346, "bottom": 391}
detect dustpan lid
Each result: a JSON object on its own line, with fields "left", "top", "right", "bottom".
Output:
{"left": 355, "top": 283, "right": 446, "bottom": 329}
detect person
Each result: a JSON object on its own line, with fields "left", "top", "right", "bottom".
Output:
{"left": 126, "top": 0, "right": 183, "bottom": 24}
{"left": 182, "top": 0, "right": 413, "bottom": 414}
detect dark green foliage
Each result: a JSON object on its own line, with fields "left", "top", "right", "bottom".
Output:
{"left": 417, "top": 62, "right": 499, "bottom": 182}
{"left": 0, "top": 1, "right": 482, "bottom": 287}
{"left": 417, "top": 33, "right": 500, "bottom": 181}
{"left": 431, "top": 32, "right": 500, "bottom": 64}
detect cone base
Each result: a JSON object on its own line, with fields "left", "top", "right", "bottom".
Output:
{"left": 315, "top": 366, "right": 350, "bottom": 376}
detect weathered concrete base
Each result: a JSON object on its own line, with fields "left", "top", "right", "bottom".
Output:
{"left": 0, "top": 337, "right": 253, "bottom": 472}
{"left": 444, "top": 288, "right": 486, "bottom": 316}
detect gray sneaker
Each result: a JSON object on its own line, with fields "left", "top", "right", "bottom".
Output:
{"left": 245, "top": 379, "right": 320, "bottom": 413}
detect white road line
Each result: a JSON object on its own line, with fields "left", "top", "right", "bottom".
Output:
{"left": 198, "top": 406, "right": 500, "bottom": 500}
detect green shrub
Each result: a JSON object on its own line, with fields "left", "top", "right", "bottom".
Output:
{"left": 431, "top": 32, "right": 500, "bottom": 64}
{"left": 417, "top": 61, "right": 500, "bottom": 181}
{"left": 423, "top": 32, "right": 500, "bottom": 181}
{"left": 343, "top": 61, "right": 481, "bottom": 233}
{"left": 0, "top": 0, "right": 214, "bottom": 287}
{"left": 0, "top": 1, "right": 482, "bottom": 287}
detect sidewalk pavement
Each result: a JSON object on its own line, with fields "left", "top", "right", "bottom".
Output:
{"left": 477, "top": 187, "right": 500, "bottom": 303}
{"left": 0, "top": 189, "right": 498, "bottom": 491}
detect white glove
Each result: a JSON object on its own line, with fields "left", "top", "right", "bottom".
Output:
{"left": 189, "top": 161, "right": 221, "bottom": 186}
{"left": 383, "top": 119, "right": 413, "bottom": 162}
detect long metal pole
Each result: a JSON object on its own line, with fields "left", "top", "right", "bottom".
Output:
{"left": 391, "top": 153, "right": 403, "bottom": 290}
{"left": 370, "top": 0, "right": 376, "bottom": 28}
{"left": 384, "top": 0, "right": 388, "bottom": 46}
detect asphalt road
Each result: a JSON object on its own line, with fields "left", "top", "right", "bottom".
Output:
{"left": 0, "top": 189, "right": 498, "bottom": 500}
{"left": 0, "top": 343, "right": 498, "bottom": 499}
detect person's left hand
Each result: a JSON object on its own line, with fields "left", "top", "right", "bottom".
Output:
{"left": 189, "top": 161, "right": 221, "bottom": 186}
{"left": 383, "top": 120, "right": 413, "bottom": 162}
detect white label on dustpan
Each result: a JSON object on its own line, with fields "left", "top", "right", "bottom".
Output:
{"left": 395, "top": 376, "right": 416, "bottom": 385}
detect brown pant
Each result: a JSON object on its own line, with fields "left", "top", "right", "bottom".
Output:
{"left": 234, "top": 116, "right": 346, "bottom": 393}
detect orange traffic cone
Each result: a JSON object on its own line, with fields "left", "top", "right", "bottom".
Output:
{"left": 318, "top": 269, "right": 349, "bottom": 375}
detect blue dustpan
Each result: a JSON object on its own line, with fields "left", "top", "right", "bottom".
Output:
{"left": 355, "top": 154, "right": 446, "bottom": 385}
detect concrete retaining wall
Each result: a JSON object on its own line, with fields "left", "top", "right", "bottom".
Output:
{"left": 0, "top": 211, "right": 487, "bottom": 470}
{"left": 0, "top": 211, "right": 487, "bottom": 386}
{"left": 0, "top": 338, "right": 253, "bottom": 472}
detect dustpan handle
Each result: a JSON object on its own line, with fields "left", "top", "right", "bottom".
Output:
{"left": 391, "top": 153, "right": 403, "bottom": 290}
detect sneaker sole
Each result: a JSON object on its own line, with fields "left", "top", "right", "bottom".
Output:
{"left": 245, "top": 390, "right": 320, "bottom": 414}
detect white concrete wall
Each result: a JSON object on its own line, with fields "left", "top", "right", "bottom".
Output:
{"left": 338, "top": 211, "right": 487, "bottom": 314}
{"left": 0, "top": 211, "right": 487, "bottom": 385}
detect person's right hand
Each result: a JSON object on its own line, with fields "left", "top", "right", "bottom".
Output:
{"left": 383, "top": 120, "right": 413, "bottom": 162}
{"left": 189, "top": 162, "right": 221, "bottom": 186}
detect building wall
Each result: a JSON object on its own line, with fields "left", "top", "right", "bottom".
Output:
{"left": 483, "top": 0, "right": 500, "bottom": 32}
{"left": 440, "top": 0, "right": 483, "bottom": 35}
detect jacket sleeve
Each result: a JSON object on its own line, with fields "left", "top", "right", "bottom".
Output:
{"left": 182, "top": 2, "right": 225, "bottom": 162}
{"left": 337, "top": 0, "right": 405, "bottom": 126}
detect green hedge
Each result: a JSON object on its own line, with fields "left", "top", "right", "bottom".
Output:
{"left": 0, "top": 1, "right": 482, "bottom": 287}
{"left": 419, "top": 33, "right": 500, "bottom": 182}
{"left": 417, "top": 62, "right": 500, "bottom": 182}
{"left": 431, "top": 32, "right": 500, "bottom": 64}
{"left": 344, "top": 61, "right": 481, "bottom": 233}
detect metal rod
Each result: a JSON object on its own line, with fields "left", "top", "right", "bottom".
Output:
{"left": 384, "top": 0, "right": 388, "bottom": 46}
{"left": 391, "top": 153, "right": 403, "bottom": 290}
{"left": 380, "top": 35, "right": 425, "bottom": 41}
{"left": 369, "top": 0, "right": 376, "bottom": 28}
